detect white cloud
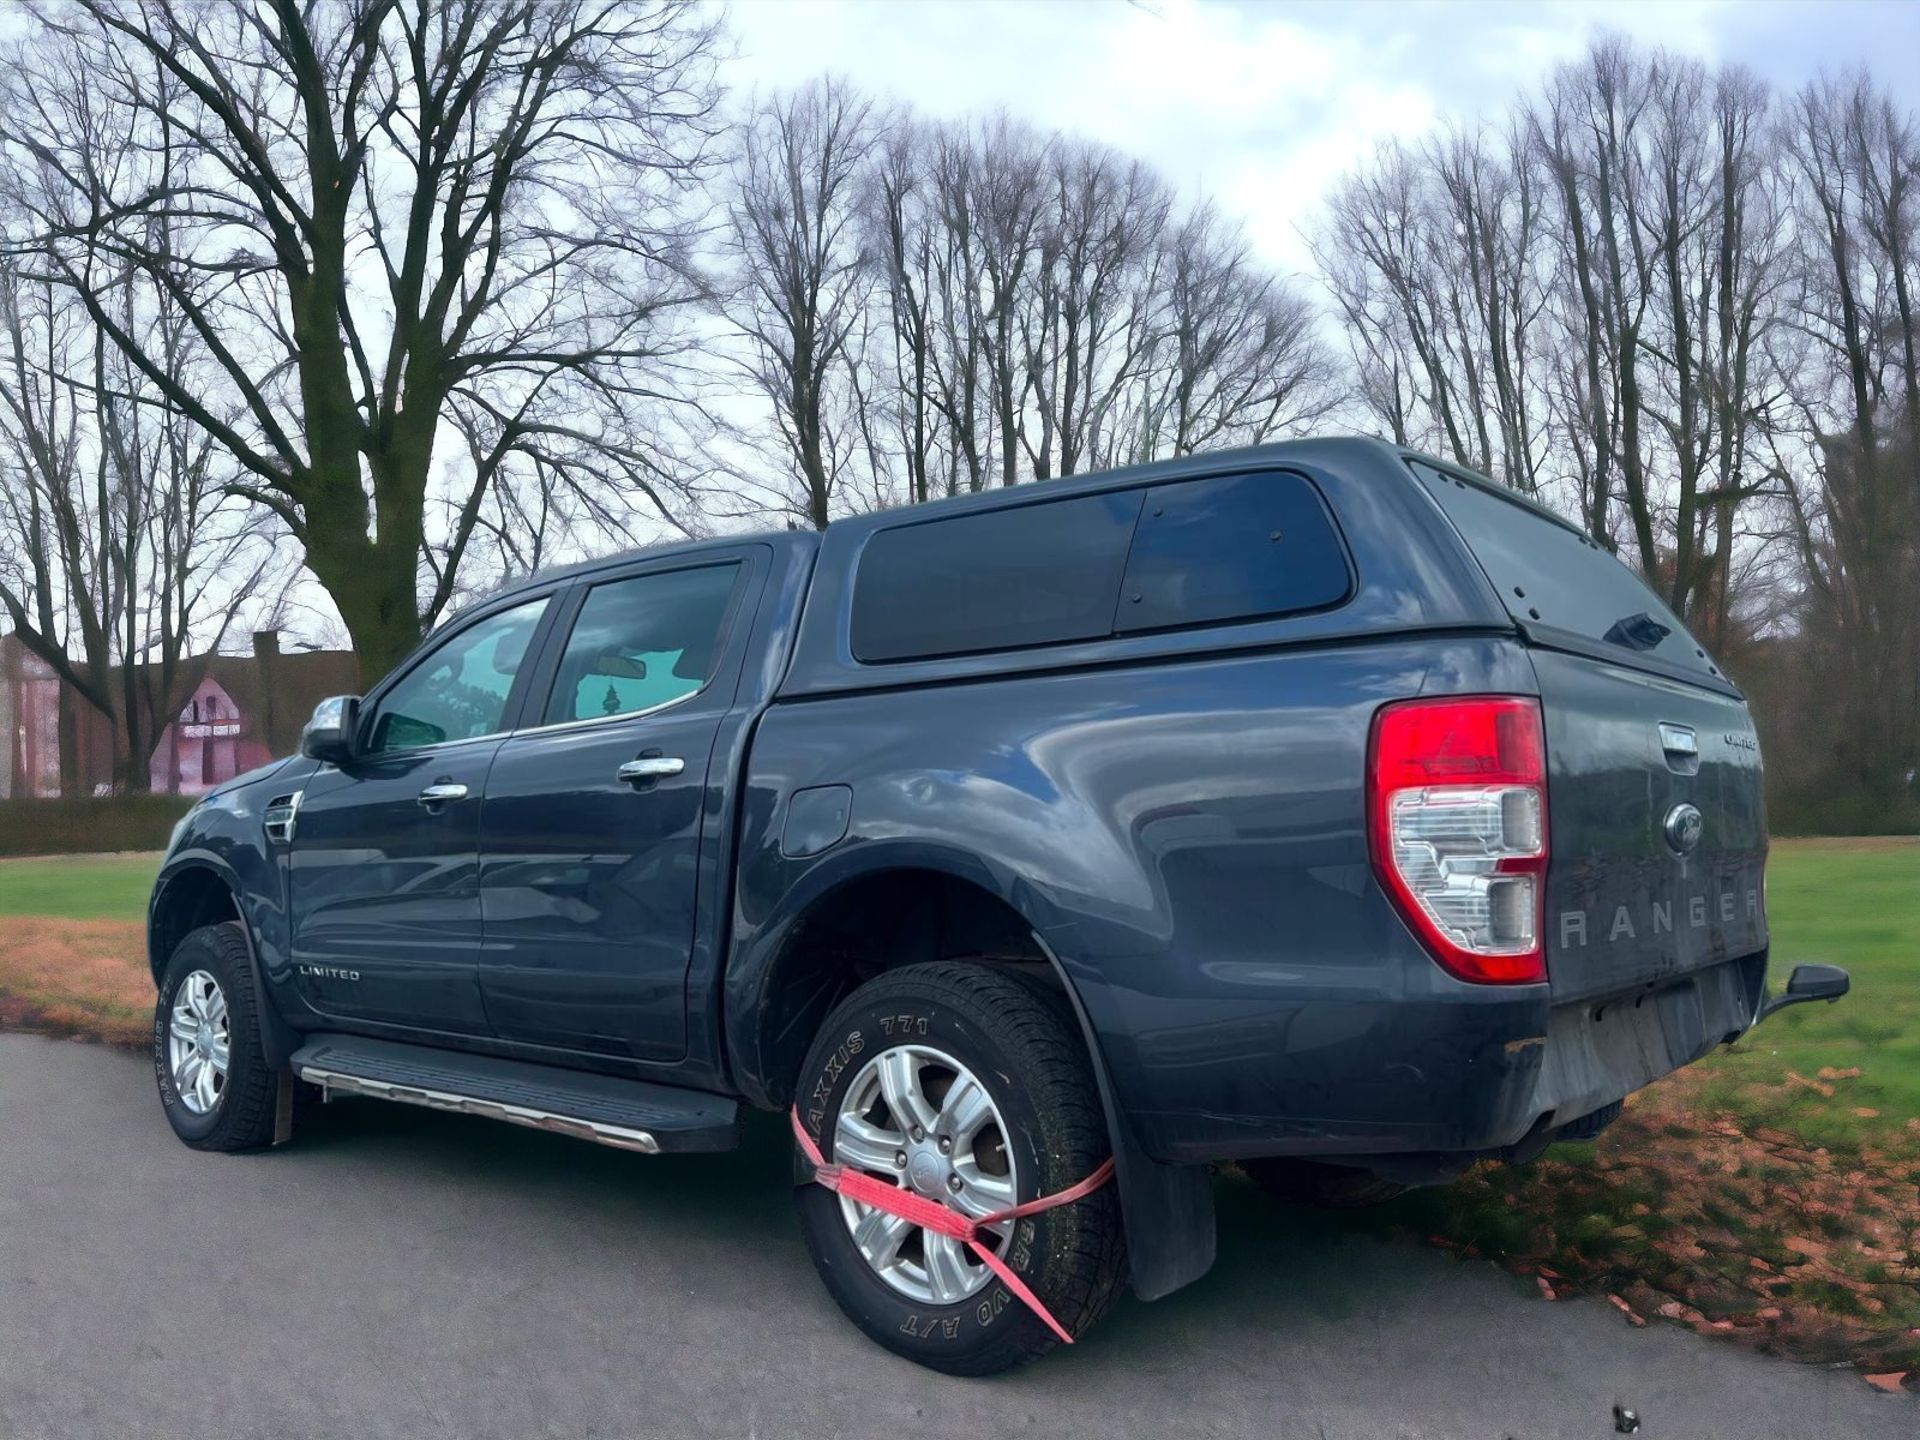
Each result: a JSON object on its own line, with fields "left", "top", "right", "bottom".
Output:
{"left": 722, "top": 0, "right": 1906, "bottom": 274}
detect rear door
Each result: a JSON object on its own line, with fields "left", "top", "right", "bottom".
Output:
{"left": 475, "top": 550, "right": 761, "bottom": 1062}
{"left": 1409, "top": 461, "right": 1767, "bottom": 1003}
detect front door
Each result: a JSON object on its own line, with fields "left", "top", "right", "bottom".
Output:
{"left": 477, "top": 555, "right": 758, "bottom": 1061}
{"left": 289, "top": 596, "right": 552, "bottom": 1035}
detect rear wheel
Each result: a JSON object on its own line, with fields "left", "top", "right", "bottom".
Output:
{"left": 791, "top": 962, "right": 1126, "bottom": 1375}
{"left": 153, "top": 924, "right": 280, "bottom": 1152}
{"left": 1241, "top": 1157, "right": 1408, "bottom": 1209}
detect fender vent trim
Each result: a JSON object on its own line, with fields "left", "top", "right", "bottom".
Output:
{"left": 263, "top": 791, "right": 302, "bottom": 845}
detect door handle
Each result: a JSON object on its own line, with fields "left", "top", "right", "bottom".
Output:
{"left": 617, "top": 757, "right": 685, "bottom": 785}
{"left": 416, "top": 783, "right": 469, "bottom": 807}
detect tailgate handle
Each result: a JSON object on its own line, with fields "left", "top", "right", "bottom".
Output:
{"left": 1658, "top": 723, "right": 1699, "bottom": 772}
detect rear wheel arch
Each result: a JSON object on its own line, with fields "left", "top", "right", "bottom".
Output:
{"left": 739, "top": 862, "right": 1062, "bottom": 1112}
{"left": 732, "top": 853, "right": 1219, "bottom": 1304}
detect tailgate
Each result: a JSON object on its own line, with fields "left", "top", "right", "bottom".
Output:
{"left": 1533, "top": 649, "right": 1767, "bottom": 1002}
{"left": 1405, "top": 457, "right": 1769, "bottom": 1004}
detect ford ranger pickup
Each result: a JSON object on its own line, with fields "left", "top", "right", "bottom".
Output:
{"left": 147, "top": 437, "right": 1848, "bottom": 1373}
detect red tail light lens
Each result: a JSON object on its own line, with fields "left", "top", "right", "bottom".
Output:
{"left": 1368, "top": 696, "right": 1548, "bottom": 984}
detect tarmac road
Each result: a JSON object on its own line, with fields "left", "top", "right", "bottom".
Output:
{"left": 0, "top": 1032, "right": 1910, "bottom": 1440}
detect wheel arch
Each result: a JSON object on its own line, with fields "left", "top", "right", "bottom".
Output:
{"left": 728, "top": 850, "right": 1056, "bottom": 1112}
{"left": 149, "top": 857, "right": 297, "bottom": 1071}
{"left": 148, "top": 861, "right": 243, "bottom": 984}
{"left": 724, "top": 843, "right": 1216, "bottom": 1301}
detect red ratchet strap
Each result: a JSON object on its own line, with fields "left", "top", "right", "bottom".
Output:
{"left": 791, "top": 1107, "right": 1115, "bottom": 1344}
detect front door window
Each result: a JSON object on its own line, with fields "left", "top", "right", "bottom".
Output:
{"left": 367, "top": 599, "right": 548, "bottom": 753}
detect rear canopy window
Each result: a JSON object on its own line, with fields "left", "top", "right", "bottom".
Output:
{"left": 850, "top": 491, "right": 1142, "bottom": 662}
{"left": 1408, "top": 460, "right": 1717, "bottom": 677}
{"left": 1118, "top": 472, "right": 1350, "bottom": 633}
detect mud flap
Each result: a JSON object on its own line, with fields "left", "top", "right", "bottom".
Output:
{"left": 1032, "top": 935, "right": 1216, "bottom": 1301}
{"left": 272, "top": 1068, "right": 297, "bottom": 1146}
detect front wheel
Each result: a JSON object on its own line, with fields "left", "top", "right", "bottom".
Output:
{"left": 153, "top": 924, "right": 280, "bottom": 1152}
{"left": 791, "top": 963, "right": 1126, "bottom": 1375}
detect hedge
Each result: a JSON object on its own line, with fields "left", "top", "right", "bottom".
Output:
{"left": 0, "top": 796, "right": 194, "bottom": 858}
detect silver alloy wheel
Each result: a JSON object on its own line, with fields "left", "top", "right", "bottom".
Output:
{"left": 832, "top": 1043, "right": 1020, "bottom": 1305}
{"left": 167, "top": 970, "right": 230, "bottom": 1116}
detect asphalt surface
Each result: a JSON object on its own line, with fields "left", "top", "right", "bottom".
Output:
{"left": 0, "top": 1033, "right": 1910, "bottom": 1440}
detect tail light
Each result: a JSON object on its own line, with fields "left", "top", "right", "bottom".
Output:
{"left": 1368, "top": 696, "right": 1548, "bottom": 984}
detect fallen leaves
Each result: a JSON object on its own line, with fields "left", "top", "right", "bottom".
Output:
{"left": 1606, "top": 1293, "right": 1648, "bottom": 1327}
{"left": 0, "top": 917, "right": 150, "bottom": 1047}
{"left": 1410, "top": 1069, "right": 1920, "bottom": 1377}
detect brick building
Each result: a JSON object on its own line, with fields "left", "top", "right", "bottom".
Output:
{"left": 0, "top": 630, "right": 358, "bottom": 798}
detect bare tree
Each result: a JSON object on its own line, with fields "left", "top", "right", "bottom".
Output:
{"left": 1019, "top": 142, "right": 1169, "bottom": 479}
{"left": 722, "top": 77, "right": 878, "bottom": 529}
{"left": 0, "top": 261, "right": 273, "bottom": 792}
{"left": 1775, "top": 73, "right": 1920, "bottom": 811}
{"left": 1, "top": 0, "right": 724, "bottom": 681}
{"left": 865, "top": 121, "right": 941, "bottom": 505}
{"left": 1134, "top": 204, "right": 1336, "bottom": 458}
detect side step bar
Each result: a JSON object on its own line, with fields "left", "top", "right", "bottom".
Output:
{"left": 290, "top": 1035, "right": 741, "bottom": 1155}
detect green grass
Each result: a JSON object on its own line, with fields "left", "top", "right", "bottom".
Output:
{"left": 0, "top": 853, "right": 161, "bottom": 922}
{"left": 1696, "top": 838, "right": 1920, "bottom": 1154}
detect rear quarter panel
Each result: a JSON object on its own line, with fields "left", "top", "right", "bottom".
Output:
{"left": 729, "top": 635, "right": 1554, "bottom": 1161}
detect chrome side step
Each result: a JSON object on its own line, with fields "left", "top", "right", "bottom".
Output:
{"left": 299, "top": 1064, "right": 662, "bottom": 1155}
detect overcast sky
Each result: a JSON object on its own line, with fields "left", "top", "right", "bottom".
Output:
{"left": 723, "top": 0, "right": 1920, "bottom": 276}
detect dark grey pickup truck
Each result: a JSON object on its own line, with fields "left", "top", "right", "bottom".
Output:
{"left": 148, "top": 437, "right": 1846, "bottom": 1373}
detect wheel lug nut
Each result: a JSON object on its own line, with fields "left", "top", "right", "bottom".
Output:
{"left": 894, "top": 1151, "right": 907, "bottom": 1168}
{"left": 938, "top": 1136, "right": 952, "bottom": 1154}
{"left": 911, "top": 1126, "right": 924, "bottom": 1142}
{"left": 947, "top": 1175, "right": 963, "bottom": 1194}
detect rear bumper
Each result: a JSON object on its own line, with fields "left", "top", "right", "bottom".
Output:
{"left": 1127, "top": 952, "right": 1771, "bottom": 1167}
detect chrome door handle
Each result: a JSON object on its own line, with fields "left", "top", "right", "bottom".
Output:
{"left": 617, "top": 757, "right": 685, "bottom": 785}
{"left": 416, "top": 783, "right": 469, "bottom": 806}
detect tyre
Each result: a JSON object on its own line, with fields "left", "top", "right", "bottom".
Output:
{"left": 153, "top": 923, "right": 280, "bottom": 1153}
{"left": 791, "top": 962, "right": 1126, "bottom": 1375}
{"left": 1240, "top": 1156, "right": 1408, "bottom": 1209}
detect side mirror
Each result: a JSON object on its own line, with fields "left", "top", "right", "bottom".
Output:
{"left": 1757, "top": 962, "right": 1851, "bottom": 1021}
{"left": 301, "top": 695, "right": 361, "bottom": 766}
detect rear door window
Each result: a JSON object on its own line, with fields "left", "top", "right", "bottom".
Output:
{"left": 1407, "top": 460, "right": 1719, "bottom": 678}
{"left": 542, "top": 563, "right": 742, "bottom": 725}
{"left": 850, "top": 491, "right": 1142, "bottom": 663}
{"left": 1117, "top": 472, "right": 1350, "bottom": 633}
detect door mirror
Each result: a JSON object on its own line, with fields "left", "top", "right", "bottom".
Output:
{"left": 301, "top": 695, "right": 361, "bottom": 765}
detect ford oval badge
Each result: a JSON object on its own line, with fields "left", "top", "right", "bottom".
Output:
{"left": 1664, "top": 803, "right": 1704, "bottom": 856}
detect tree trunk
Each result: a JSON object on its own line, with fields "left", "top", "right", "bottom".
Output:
{"left": 56, "top": 683, "right": 81, "bottom": 798}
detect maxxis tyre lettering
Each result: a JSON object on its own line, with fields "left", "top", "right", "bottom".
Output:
{"left": 153, "top": 923, "right": 281, "bottom": 1153}
{"left": 791, "top": 962, "right": 1126, "bottom": 1376}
